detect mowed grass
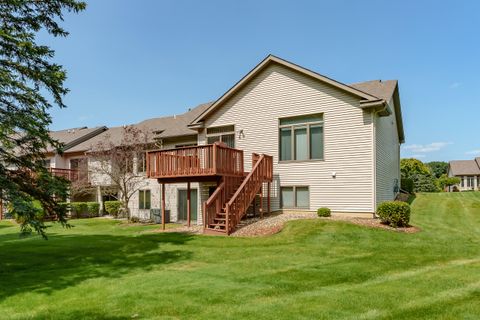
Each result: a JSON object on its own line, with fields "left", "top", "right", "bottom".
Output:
{"left": 0, "top": 193, "right": 479, "bottom": 319}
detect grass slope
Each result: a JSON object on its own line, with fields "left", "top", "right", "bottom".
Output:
{"left": 0, "top": 193, "right": 479, "bottom": 319}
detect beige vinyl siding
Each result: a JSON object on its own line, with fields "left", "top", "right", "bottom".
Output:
{"left": 375, "top": 97, "right": 401, "bottom": 206}
{"left": 199, "top": 63, "right": 375, "bottom": 213}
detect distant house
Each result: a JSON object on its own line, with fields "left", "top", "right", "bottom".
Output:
{"left": 448, "top": 158, "right": 480, "bottom": 191}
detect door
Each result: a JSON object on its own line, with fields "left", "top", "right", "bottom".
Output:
{"left": 178, "top": 189, "right": 198, "bottom": 222}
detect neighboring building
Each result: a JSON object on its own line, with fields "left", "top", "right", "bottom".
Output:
{"left": 448, "top": 158, "right": 480, "bottom": 191}
{"left": 45, "top": 55, "right": 405, "bottom": 234}
{"left": 42, "top": 126, "right": 107, "bottom": 183}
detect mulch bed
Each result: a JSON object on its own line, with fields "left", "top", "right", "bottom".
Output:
{"left": 231, "top": 213, "right": 420, "bottom": 237}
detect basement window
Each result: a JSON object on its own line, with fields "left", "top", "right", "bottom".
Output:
{"left": 281, "top": 186, "right": 309, "bottom": 209}
{"left": 139, "top": 190, "right": 151, "bottom": 210}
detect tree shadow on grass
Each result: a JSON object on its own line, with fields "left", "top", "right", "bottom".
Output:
{"left": 0, "top": 231, "right": 194, "bottom": 301}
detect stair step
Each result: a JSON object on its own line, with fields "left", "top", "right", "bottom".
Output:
{"left": 214, "top": 217, "right": 226, "bottom": 221}
{"left": 209, "top": 223, "right": 226, "bottom": 227}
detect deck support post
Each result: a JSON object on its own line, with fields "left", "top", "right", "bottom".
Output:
{"left": 260, "top": 185, "right": 263, "bottom": 219}
{"left": 161, "top": 183, "right": 166, "bottom": 231}
{"left": 267, "top": 182, "right": 271, "bottom": 215}
{"left": 187, "top": 182, "right": 191, "bottom": 227}
{"left": 0, "top": 189, "right": 3, "bottom": 220}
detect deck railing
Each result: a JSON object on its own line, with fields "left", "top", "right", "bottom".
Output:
{"left": 48, "top": 168, "right": 83, "bottom": 182}
{"left": 146, "top": 143, "right": 244, "bottom": 179}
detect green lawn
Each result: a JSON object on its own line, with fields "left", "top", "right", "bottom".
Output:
{"left": 1, "top": 193, "right": 479, "bottom": 319}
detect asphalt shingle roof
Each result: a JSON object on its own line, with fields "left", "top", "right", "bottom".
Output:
{"left": 449, "top": 160, "right": 480, "bottom": 176}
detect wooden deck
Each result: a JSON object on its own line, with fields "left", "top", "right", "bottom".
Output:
{"left": 146, "top": 143, "right": 273, "bottom": 235}
{"left": 146, "top": 143, "right": 244, "bottom": 181}
{"left": 48, "top": 168, "right": 82, "bottom": 182}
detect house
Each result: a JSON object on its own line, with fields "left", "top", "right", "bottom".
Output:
{"left": 41, "top": 126, "right": 107, "bottom": 183}
{"left": 447, "top": 158, "right": 480, "bottom": 191}
{"left": 144, "top": 55, "right": 405, "bottom": 234}
{"left": 43, "top": 55, "right": 405, "bottom": 234}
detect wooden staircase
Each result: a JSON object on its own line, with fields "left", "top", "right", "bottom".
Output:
{"left": 204, "top": 153, "right": 273, "bottom": 235}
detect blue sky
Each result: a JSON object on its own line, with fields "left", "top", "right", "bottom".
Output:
{"left": 42, "top": 0, "right": 480, "bottom": 162}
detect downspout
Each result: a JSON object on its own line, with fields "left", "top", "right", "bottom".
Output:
{"left": 372, "top": 111, "right": 377, "bottom": 217}
{"left": 371, "top": 101, "right": 389, "bottom": 218}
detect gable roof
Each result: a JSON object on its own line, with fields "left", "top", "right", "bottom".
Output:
{"left": 48, "top": 126, "right": 107, "bottom": 152}
{"left": 188, "top": 54, "right": 404, "bottom": 143}
{"left": 449, "top": 159, "right": 480, "bottom": 176}
{"left": 350, "top": 80, "right": 405, "bottom": 143}
{"left": 189, "top": 55, "right": 386, "bottom": 127}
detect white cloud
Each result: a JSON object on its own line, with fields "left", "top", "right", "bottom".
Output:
{"left": 409, "top": 154, "right": 426, "bottom": 159}
{"left": 449, "top": 82, "right": 461, "bottom": 89}
{"left": 402, "top": 142, "right": 452, "bottom": 153}
{"left": 466, "top": 149, "right": 480, "bottom": 155}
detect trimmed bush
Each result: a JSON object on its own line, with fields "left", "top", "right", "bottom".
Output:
{"left": 104, "top": 201, "right": 122, "bottom": 217}
{"left": 377, "top": 201, "right": 410, "bottom": 227}
{"left": 401, "top": 178, "right": 414, "bottom": 194}
{"left": 70, "top": 202, "right": 88, "bottom": 218}
{"left": 87, "top": 202, "right": 100, "bottom": 217}
{"left": 317, "top": 207, "right": 331, "bottom": 217}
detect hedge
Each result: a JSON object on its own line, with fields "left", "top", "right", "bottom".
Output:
{"left": 317, "top": 207, "right": 331, "bottom": 217}
{"left": 377, "top": 201, "right": 410, "bottom": 227}
{"left": 401, "top": 178, "right": 414, "bottom": 194}
{"left": 67, "top": 202, "right": 101, "bottom": 218}
{"left": 87, "top": 202, "right": 100, "bottom": 217}
{"left": 104, "top": 201, "right": 122, "bottom": 217}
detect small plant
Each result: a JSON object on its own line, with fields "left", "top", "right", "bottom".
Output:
{"left": 104, "top": 201, "right": 122, "bottom": 217}
{"left": 377, "top": 201, "right": 410, "bottom": 227}
{"left": 130, "top": 216, "right": 140, "bottom": 223}
{"left": 317, "top": 207, "right": 331, "bottom": 217}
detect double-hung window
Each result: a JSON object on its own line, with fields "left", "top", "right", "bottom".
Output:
{"left": 279, "top": 114, "right": 324, "bottom": 161}
{"left": 139, "top": 190, "right": 151, "bottom": 210}
{"left": 206, "top": 125, "right": 235, "bottom": 148}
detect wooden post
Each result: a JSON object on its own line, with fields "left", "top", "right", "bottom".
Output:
{"left": 253, "top": 194, "right": 256, "bottom": 218}
{"left": 161, "top": 183, "right": 166, "bottom": 231}
{"left": 0, "top": 189, "right": 3, "bottom": 221}
{"left": 187, "top": 182, "right": 191, "bottom": 227}
{"left": 260, "top": 185, "right": 263, "bottom": 219}
{"left": 267, "top": 182, "right": 271, "bottom": 215}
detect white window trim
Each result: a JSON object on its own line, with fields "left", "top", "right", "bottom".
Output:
{"left": 281, "top": 185, "right": 310, "bottom": 209}
{"left": 279, "top": 115, "right": 324, "bottom": 163}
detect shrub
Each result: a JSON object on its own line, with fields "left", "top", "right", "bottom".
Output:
{"left": 377, "top": 201, "right": 410, "bottom": 227}
{"left": 70, "top": 202, "right": 88, "bottom": 218}
{"left": 104, "top": 201, "right": 122, "bottom": 217}
{"left": 317, "top": 207, "right": 331, "bottom": 217}
{"left": 401, "top": 178, "right": 414, "bottom": 194}
{"left": 87, "top": 202, "right": 100, "bottom": 217}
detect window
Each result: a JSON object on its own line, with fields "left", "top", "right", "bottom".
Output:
{"left": 467, "top": 176, "right": 474, "bottom": 188}
{"left": 461, "top": 177, "right": 465, "bottom": 187}
{"left": 36, "top": 159, "right": 51, "bottom": 168}
{"left": 139, "top": 190, "right": 151, "bottom": 210}
{"left": 281, "top": 186, "right": 309, "bottom": 209}
{"left": 206, "top": 125, "right": 235, "bottom": 148}
{"left": 279, "top": 114, "right": 323, "bottom": 161}
{"left": 137, "top": 152, "right": 147, "bottom": 173}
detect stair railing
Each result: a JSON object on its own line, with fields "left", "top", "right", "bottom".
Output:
{"left": 225, "top": 154, "right": 273, "bottom": 234}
